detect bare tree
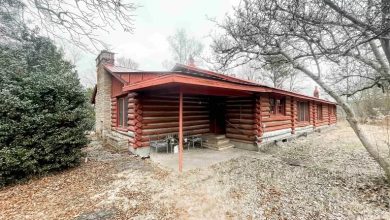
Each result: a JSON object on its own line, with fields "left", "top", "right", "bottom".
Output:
{"left": 0, "top": 0, "right": 137, "bottom": 50}
{"left": 63, "top": 44, "right": 83, "bottom": 66}
{"left": 166, "top": 28, "right": 203, "bottom": 65}
{"left": 225, "top": 57, "right": 302, "bottom": 90}
{"left": 260, "top": 55, "right": 301, "bottom": 90}
{"left": 212, "top": 0, "right": 390, "bottom": 181}
{"left": 237, "top": 63, "right": 262, "bottom": 82}
{"left": 116, "top": 56, "right": 139, "bottom": 70}
{"left": 286, "top": 72, "right": 303, "bottom": 92}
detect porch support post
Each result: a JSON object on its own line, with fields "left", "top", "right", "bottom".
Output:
{"left": 255, "top": 95, "right": 263, "bottom": 143}
{"left": 291, "top": 97, "right": 296, "bottom": 134}
{"left": 179, "top": 87, "right": 183, "bottom": 172}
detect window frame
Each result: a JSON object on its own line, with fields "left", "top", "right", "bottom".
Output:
{"left": 269, "top": 96, "right": 286, "bottom": 115}
{"left": 330, "top": 105, "right": 336, "bottom": 116}
{"left": 297, "top": 101, "right": 310, "bottom": 122}
{"left": 317, "top": 104, "right": 323, "bottom": 121}
{"left": 117, "top": 96, "right": 128, "bottom": 128}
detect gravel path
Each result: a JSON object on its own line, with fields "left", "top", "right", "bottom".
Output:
{"left": 1, "top": 123, "right": 389, "bottom": 219}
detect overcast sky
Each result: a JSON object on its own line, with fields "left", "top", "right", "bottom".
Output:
{"left": 73, "top": 0, "right": 238, "bottom": 88}
{"left": 70, "top": 0, "right": 321, "bottom": 98}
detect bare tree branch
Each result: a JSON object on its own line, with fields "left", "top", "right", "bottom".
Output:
{"left": 1, "top": 0, "right": 137, "bottom": 51}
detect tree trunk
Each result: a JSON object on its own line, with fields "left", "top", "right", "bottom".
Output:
{"left": 380, "top": 0, "right": 390, "bottom": 66}
{"left": 281, "top": 52, "right": 390, "bottom": 181}
{"left": 310, "top": 74, "right": 390, "bottom": 181}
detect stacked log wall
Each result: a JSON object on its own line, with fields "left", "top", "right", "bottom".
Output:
{"left": 111, "top": 98, "right": 117, "bottom": 129}
{"left": 291, "top": 97, "right": 297, "bottom": 134}
{"left": 126, "top": 93, "right": 142, "bottom": 148}
{"left": 139, "top": 95, "right": 210, "bottom": 147}
{"left": 313, "top": 103, "right": 317, "bottom": 127}
{"left": 329, "top": 105, "right": 337, "bottom": 124}
{"left": 255, "top": 96, "right": 263, "bottom": 139}
{"left": 254, "top": 93, "right": 337, "bottom": 144}
{"left": 316, "top": 103, "right": 330, "bottom": 127}
{"left": 225, "top": 97, "right": 256, "bottom": 142}
{"left": 310, "top": 101, "right": 315, "bottom": 126}
{"left": 260, "top": 94, "right": 292, "bottom": 133}
{"left": 111, "top": 92, "right": 338, "bottom": 150}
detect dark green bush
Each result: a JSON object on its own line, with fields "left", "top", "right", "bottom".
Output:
{"left": 0, "top": 35, "right": 93, "bottom": 186}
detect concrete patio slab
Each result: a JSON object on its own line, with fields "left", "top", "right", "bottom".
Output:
{"left": 150, "top": 147, "right": 252, "bottom": 171}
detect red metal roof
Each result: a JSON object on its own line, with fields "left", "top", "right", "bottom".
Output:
{"left": 104, "top": 65, "right": 138, "bottom": 73}
{"left": 122, "top": 73, "right": 335, "bottom": 104}
{"left": 172, "top": 63, "right": 261, "bottom": 86}
{"left": 170, "top": 64, "right": 336, "bottom": 104}
{"left": 104, "top": 63, "right": 336, "bottom": 104}
{"left": 103, "top": 64, "right": 128, "bottom": 84}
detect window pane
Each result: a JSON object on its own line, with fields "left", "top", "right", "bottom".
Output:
{"left": 317, "top": 105, "right": 322, "bottom": 120}
{"left": 305, "top": 103, "right": 309, "bottom": 121}
{"left": 298, "top": 102, "right": 309, "bottom": 122}
{"left": 118, "top": 98, "right": 123, "bottom": 126}
{"left": 269, "top": 98, "right": 275, "bottom": 114}
{"left": 270, "top": 97, "right": 286, "bottom": 115}
{"left": 124, "top": 97, "right": 128, "bottom": 127}
{"left": 279, "top": 98, "right": 285, "bottom": 115}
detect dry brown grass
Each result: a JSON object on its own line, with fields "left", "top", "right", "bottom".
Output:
{"left": 1, "top": 123, "right": 389, "bottom": 219}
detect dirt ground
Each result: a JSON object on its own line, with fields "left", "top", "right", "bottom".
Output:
{"left": 1, "top": 122, "right": 390, "bottom": 220}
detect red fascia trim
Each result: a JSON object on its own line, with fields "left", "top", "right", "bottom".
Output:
{"left": 268, "top": 89, "right": 336, "bottom": 104}
{"left": 122, "top": 74, "right": 269, "bottom": 93}
{"left": 122, "top": 73, "right": 336, "bottom": 105}
{"left": 173, "top": 64, "right": 336, "bottom": 104}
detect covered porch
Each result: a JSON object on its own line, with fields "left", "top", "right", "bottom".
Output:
{"left": 124, "top": 81, "right": 260, "bottom": 171}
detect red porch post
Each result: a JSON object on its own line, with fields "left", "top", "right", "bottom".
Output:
{"left": 179, "top": 87, "right": 183, "bottom": 172}
{"left": 291, "top": 97, "right": 296, "bottom": 134}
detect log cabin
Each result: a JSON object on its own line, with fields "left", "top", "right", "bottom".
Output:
{"left": 92, "top": 50, "right": 337, "bottom": 159}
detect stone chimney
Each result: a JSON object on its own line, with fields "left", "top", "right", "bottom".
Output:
{"left": 187, "top": 55, "right": 195, "bottom": 67}
{"left": 96, "top": 50, "right": 115, "bottom": 66}
{"left": 313, "top": 86, "right": 320, "bottom": 98}
{"left": 95, "top": 50, "right": 114, "bottom": 140}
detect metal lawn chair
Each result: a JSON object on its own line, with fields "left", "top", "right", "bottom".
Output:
{"left": 183, "top": 132, "right": 191, "bottom": 150}
{"left": 165, "top": 134, "right": 177, "bottom": 153}
{"left": 188, "top": 135, "right": 203, "bottom": 148}
{"left": 149, "top": 135, "right": 169, "bottom": 153}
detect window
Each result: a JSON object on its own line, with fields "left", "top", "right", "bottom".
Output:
{"left": 330, "top": 105, "right": 336, "bottom": 116}
{"left": 297, "top": 101, "right": 309, "bottom": 122}
{"left": 117, "top": 97, "right": 128, "bottom": 127}
{"left": 269, "top": 97, "right": 286, "bottom": 115}
{"left": 317, "top": 104, "right": 323, "bottom": 120}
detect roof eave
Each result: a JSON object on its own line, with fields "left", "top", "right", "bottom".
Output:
{"left": 122, "top": 74, "right": 335, "bottom": 104}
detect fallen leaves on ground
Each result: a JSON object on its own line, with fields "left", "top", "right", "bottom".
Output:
{"left": 1, "top": 123, "right": 389, "bottom": 219}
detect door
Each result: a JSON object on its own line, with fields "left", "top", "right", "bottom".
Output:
{"left": 209, "top": 97, "right": 226, "bottom": 134}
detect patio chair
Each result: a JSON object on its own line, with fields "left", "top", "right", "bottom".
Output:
{"left": 188, "top": 135, "right": 203, "bottom": 148}
{"left": 183, "top": 132, "right": 191, "bottom": 150}
{"left": 149, "top": 135, "right": 169, "bottom": 153}
{"left": 165, "top": 134, "right": 177, "bottom": 153}
{"left": 166, "top": 133, "right": 191, "bottom": 152}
